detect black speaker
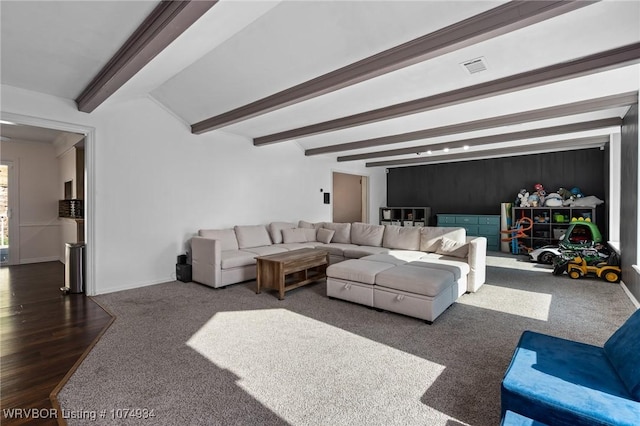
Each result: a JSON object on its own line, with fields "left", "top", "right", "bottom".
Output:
{"left": 176, "top": 264, "right": 192, "bottom": 282}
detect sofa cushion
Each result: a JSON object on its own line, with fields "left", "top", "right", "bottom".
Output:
{"left": 361, "top": 254, "right": 409, "bottom": 266}
{"left": 279, "top": 242, "right": 317, "bottom": 251}
{"left": 314, "top": 243, "right": 358, "bottom": 257}
{"left": 302, "top": 228, "right": 318, "bottom": 242}
{"left": 409, "top": 258, "right": 469, "bottom": 280}
{"left": 375, "top": 265, "right": 454, "bottom": 297}
{"left": 382, "top": 225, "right": 421, "bottom": 250}
{"left": 603, "top": 309, "right": 640, "bottom": 400}
{"left": 242, "top": 245, "right": 288, "bottom": 256}
{"left": 343, "top": 246, "right": 389, "bottom": 259}
{"left": 299, "top": 220, "right": 324, "bottom": 229}
{"left": 220, "top": 250, "right": 256, "bottom": 269}
{"left": 322, "top": 222, "right": 351, "bottom": 244}
{"left": 199, "top": 228, "right": 238, "bottom": 251}
{"left": 327, "top": 259, "right": 395, "bottom": 284}
{"left": 385, "top": 250, "right": 428, "bottom": 262}
{"left": 282, "top": 228, "right": 308, "bottom": 244}
{"left": 350, "top": 222, "right": 385, "bottom": 247}
{"left": 234, "top": 225, "right": 272, "bottom": 249}
{"left": 316, "top": 228, "right": 334, "bottom": 244}
{"left": 268, "top": 222, "right": 296, "bottom": 244}
{"left": 435, "top": 237, "right": 469, "bottom": 258}
{"left": 420, "top": 227, "right": 466, "bottom": 252}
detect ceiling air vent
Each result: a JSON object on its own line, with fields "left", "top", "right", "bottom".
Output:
{"left": 461, "top": 57, "right": 488, "bottom": 75}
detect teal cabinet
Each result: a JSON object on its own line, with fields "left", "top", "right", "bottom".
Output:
{"left": 437, "top": 214, "right": 500, "bottom": 251}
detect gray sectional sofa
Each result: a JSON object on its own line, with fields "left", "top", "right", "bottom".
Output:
{"left": 191, "top": 221, "right": 487, "bottom": 322}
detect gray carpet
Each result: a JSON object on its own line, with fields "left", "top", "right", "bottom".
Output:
{"left": 57, "top": 253, "right": 637, "bottom": 425}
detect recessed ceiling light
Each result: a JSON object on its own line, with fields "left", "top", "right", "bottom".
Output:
{"left": 0, "top": 119, "right": 17, "bottom": 125}
{"left": 463, "top": 145, "right": 470, "bottom": 150}
{"left": 427, "top": 150, "right": 432, "bottom": 155}
{"left": 443, "top": 147, "right": 450, "bottom": 153}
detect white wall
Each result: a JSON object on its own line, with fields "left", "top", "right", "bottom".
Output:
{"left": 1, "top": 84, "right": 386, "bottom": 295}
{"left": 0, "top": 139, "right": 60, "bottom": 263}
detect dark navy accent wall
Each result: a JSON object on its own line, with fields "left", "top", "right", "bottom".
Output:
{"left": 620, "top": 104, "right": 638, "bottom": 301}
{"left": 387, "top": 148, "right": 606, "bottom": 225}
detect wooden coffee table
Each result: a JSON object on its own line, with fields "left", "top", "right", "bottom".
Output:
{"left": 255, "top": 248, "right": 330, "bottom": 300}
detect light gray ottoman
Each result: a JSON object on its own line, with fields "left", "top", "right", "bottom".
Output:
{"left": 326, "top": 259, "right": 395, "bottom": 306}
{"left": 374, "top": 265, "right": 456, "bottom": 323}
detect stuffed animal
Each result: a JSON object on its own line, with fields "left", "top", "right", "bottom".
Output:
{"left": 570, "top": 187, "right": 584, "bottom": 198}
{"left": 534, "top": 183, "right": 546, "bottom": 206}
{"left": 528, "top": 193, "right": 540, "bottom": 207}
{"left": 516, "top": 189, "right": 530, "bottom": 207}
{"left": 544, "top": 193, "right": 563, "bottom": 207}
{"left": 558, "top": 187, "right": 573, "bottom": 200}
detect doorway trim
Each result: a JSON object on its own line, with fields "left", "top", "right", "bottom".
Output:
{"left": 1, "top": 112, "right": 96, "bottom": 295}
{"left": 0, "top": 160, "right": 19, "bottom": 265}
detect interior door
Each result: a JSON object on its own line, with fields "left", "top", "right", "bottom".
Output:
{"left": 333, "top": 172, "right": 366, "bottom": 223}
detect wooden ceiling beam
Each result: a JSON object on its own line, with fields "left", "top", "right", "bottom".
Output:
{"left": 76, "top": 0, "right": 218, "bottom": 113}
{"left": 338, "top": 117, "right": 622, "bottom": 162}
{"left": 255, "top": 42, "right": 640, "bottom": 145}
{"left": 366, "top": 135, "right": 611, "bottom": 167}
{"left": 306, "top": 92, "right": 638, "bottom": 156}
{"left": 191, "top": 0, "right": 595, "bottom": 135}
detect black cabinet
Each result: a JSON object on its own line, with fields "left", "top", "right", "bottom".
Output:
{"left": 512, "top": 206, "right": 597, "bottom": 249}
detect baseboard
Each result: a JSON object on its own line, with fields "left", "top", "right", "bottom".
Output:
{"left": 96, "top": 276, "right": 175, "bottom": 295}
{"left": 621, "top": 281, "right": 640, "bottom": 309}
{"left": 20, "top": 256, "right": 60, "bottom": 264}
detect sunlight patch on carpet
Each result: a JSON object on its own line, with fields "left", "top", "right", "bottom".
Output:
{"left": 187, "top": 309, "right": 448, "bottom": 424}
{"left": 457, "top": 285, "right": 552, "bottom": 321}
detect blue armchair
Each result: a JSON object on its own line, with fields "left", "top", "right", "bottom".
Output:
{"left": 501, "top": 309, "right": 640, "bottom": 425}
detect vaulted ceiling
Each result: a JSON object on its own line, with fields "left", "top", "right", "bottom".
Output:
{"left": 1, "top": 0, "right": 639, "bottom": 167}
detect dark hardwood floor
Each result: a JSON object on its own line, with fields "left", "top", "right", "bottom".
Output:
{"left": 1, "top": 262, "right": 113, "bottom": 425}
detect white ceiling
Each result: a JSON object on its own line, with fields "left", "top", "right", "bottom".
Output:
{"left": 1, "top": 0, "right": 639, "bottom": 167}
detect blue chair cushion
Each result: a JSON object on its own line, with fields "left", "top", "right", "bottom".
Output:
{"left": 501, "top": 330, "right": 640, "bottom": 425}
{"left": 604, "top": 309, "right": 640, "bottom": 400}
{"left": 501, "top": 410, "right": 548, "bottom": 426}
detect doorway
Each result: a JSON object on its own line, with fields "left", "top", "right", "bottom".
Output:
{"left": 332, "top": 172, "right": 368, "bottom": 223}
{"left": 1, "top": 112, "right": 95, "bottom": 294}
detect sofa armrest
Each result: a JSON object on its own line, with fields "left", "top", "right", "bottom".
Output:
{"left": 466, "top": 236, "right": 487, "bottom": 292}
{"left": 191, "top": 236, "right": 222, "bottom": 288}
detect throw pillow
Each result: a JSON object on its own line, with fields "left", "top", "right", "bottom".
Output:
{"left": 268, "top": 222, "right": 296, "bottom": 244}
{"left": 316, "top": 228, "right": 335, "bottom": 244}
{"left": 282, "top": 228, "right": 308, "bottom": 244}
{"left": 435, "top": 237, "right": 469, "bottom": 258}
